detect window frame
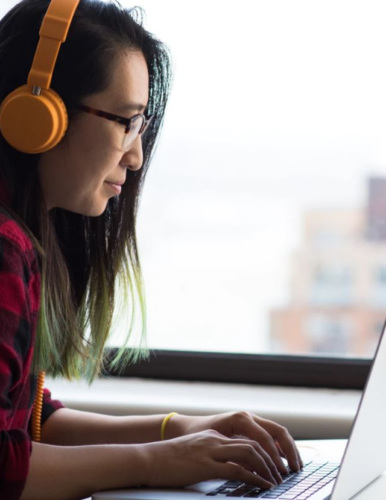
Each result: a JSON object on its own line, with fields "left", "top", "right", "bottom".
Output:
{"left": 106, "top": 349, "right": 370, "bottom": 390}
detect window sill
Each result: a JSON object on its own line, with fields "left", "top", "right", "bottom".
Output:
{"left": 47, "top": 377, "right": 361, "bottom": 439}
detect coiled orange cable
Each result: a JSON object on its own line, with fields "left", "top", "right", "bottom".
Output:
{"left": 31, "top": 370, "right": 45, "bottom": 442}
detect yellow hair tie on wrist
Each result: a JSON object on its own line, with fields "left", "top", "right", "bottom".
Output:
{"left": 161, "top": 412, "right": 179, "bottom": 441}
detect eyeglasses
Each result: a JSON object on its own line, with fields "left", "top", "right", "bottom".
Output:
{"left": 77, "top": 104, "right": 154, "bottom": 151}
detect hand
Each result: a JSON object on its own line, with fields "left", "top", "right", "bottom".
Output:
{"left": 167, "top": 411, "right": 303, "bottom": 474}
{"left": 141, "top": 429, "right": 283, "bottom": 489}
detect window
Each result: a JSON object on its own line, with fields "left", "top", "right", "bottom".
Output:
{"left": 306, "top": 315, "right": 351, "bottom": 354}
{"left": 104, "top": 0, "right": 386, "bottom": 389}
{"left": 1, "top": 1, "right": 380, "bottom": 388}
{"left": 311, "top": 264, "right": 353, "bottom": 306}
{"left": 372, "top": 265, "right": 386, "bottom": 307}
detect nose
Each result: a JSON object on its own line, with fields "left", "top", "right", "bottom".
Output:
{"left": 121, "top": 134, "right": 143, "bottom": 171}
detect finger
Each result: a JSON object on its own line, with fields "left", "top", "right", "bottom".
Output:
{"left": 221, "top": 461, "right": 275, "bottom": 491}
{"left": 275, "top": 437, "right": 303, "bottom": 470}
{"left": 270, "top": 428, "right": 301, "bottom": 472}
{"left": 229, "top": 412, "right": 288, "bottom": 474}
{"left": 215, "top": 443, "right": 278, "bottom": 485}
{"left": 253, "top": 418, "right": 300, "bottom": 472}
{"left": 229, "top": 415, "right": 288, "bottom": 475}
{"left": 275, "top": 440, "right": 286, "bottom": 458}
{"left": 290, "top": 439, "right": 304, "bottom": 468}
{"left": 233, "top": 438, "right": 283, "bottom": 484}
{"left": 248, "top": 428, "right": 288, "bottom": 474}
{"left": 296, "top": 445, "right": 304, "bottom": 468}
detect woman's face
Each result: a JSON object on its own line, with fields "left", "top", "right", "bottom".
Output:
{"left": 38, "top": 50, "right": 149, "bottom": 215}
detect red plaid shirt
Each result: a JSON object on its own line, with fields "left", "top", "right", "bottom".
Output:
{"left": 0, "top": 199, "right": 64, "bottom": 499}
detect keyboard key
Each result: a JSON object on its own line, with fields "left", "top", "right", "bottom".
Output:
{"left": 244, "top": 490, "right": 266, "bottom": 498}
{"left": 207, "top": 461, "right": 339, "bottom": 498}
{"left": 226, "top": 485, "right": 257, "bottom": 497}
{"left": 276, "top": 495, "right": 301, "bottom": 499}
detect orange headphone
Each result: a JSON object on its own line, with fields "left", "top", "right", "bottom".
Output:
{"left": 0, "top": 0, "right": 80, "bottom": 154}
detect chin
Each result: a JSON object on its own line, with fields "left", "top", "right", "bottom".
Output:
{"left": 63, "top": 202, "right": 108, "bottom": 217}
{"left": 85, "top": 205, "right": 108, "bottom": 217}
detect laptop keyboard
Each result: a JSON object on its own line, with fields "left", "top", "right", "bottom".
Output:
{"left": 206, "top": 461, "right": 339, "bottom": 498}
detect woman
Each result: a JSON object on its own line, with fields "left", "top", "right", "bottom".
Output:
{"left": 0, "top": 1, "right": 303, "bottom": 499}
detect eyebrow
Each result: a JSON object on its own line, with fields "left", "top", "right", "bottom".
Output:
{"left": 118, "top": 102, "right": 147, "bottom": 113}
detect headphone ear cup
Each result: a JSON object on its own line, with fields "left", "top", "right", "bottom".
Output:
{"left": 0, "top": 84, "right": 68, "bottom": 154}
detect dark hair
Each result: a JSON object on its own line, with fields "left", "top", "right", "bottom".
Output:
{"left": 0, "top": 0, "right": 172, "bottom": 380}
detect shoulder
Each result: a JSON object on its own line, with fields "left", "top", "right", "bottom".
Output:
{"left": 0, "top": 206, "right": 40, "bottom": 293}
{"left": 0, "top": 205, "right": 35, "bottom": 255}
{"left": 0, "top": 206, "right": 41, "bottom": 320}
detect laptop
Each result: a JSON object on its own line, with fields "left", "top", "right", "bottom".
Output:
{"left": 92, "top": 321, "right": 386, "bottom": 500}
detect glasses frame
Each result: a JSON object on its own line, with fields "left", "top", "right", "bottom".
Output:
{"left": 77, "top": 104, "right": 154, "bottom": 148}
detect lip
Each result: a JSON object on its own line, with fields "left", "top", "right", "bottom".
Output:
{"left": 105, "top": 181, "right": 122, "bottom": 195}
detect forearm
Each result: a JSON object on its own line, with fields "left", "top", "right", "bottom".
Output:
{"left": 21, "top": 441, "right": 147, "bottom": 500}
{"left": 42, "top": 408, "right": 167, "bottom": 445}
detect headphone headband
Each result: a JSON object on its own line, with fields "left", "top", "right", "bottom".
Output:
{"left": 28, "top": 0, "right": 81, "bottom": 90}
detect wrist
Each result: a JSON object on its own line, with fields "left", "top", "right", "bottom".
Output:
{"left": 163, "top": 413, "right": 190, "bottom": 440}
{"left": 131, "top": 443, "right": 152, "bottom": 487}
{"left": 161, "top": 412, "right": 179, "bottom": 440}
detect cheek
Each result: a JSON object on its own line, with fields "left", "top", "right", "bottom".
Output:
{"left": 66, "top": 136, "right": 119, "bottom": 184}
{"left": 48, "top": 118, "right": 123, "bottom": 191}
{"left": 66, "top": 114, "right": 113, "bottom": 158}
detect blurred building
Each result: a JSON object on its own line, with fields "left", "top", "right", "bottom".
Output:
{"left": 270, "top": 177, "right": 386, "bottom": 357}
